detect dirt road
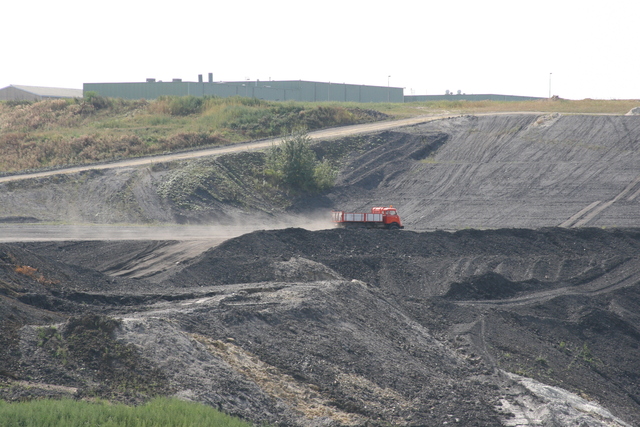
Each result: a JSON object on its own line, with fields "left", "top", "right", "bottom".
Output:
{"left": 0, "top": 115, "right": 455, "bottom": 184}
{"left": 0, "top": 224, "right": 287, "bottom": 242}
{"left": 2, "top": 111, "right": 640, "bottom": 426}
{"left": 3, "top": 112, "right": 638, "bottom": 232}
{"left": 0, "top": 221, "right": 333, "bottom": 279}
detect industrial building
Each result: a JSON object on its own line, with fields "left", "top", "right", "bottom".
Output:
{"left": 84, "top": 76, "right": 543, "bottom": 103}
{"left": 84, "top": 75, "right": 405, "bottom": 103}
{"left": 0, "top": 85, "right": 83, "bottom": 101}
{"left": 1, "top": 79, "right": 543, "bottom": 104}
{"left": 404, "top": 93, "right": 544, "bottom": 102}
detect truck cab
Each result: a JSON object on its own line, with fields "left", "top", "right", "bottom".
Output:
{"left": 371, "top": 206, "right": 404, "bottom": 229}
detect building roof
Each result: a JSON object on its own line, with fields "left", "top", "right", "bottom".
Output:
{"left": 7, "top": 85, "right": 83, "bottom": 98}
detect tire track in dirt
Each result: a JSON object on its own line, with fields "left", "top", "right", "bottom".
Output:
{"left": 453, "top": 257, "right": 640, "bottom": 308}
{"left": 0, "top": 112, "right": 558, "bottom": 186}
{"left": 559, "top": 201, "right": 602, "bottom": 227}
{"left": 0, "top": 115, "right": 457, "bottom": 184}
{"left": 561, "top": 173, "right": 640, "bottom": 227}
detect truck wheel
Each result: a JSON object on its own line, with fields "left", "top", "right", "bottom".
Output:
{"left": 388, "top": 223, "right": 400, "bottom": 230}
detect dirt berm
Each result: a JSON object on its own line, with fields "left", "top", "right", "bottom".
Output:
{"left": 1, "top": 113, "right": 640, "bottom": 426}
{"left": 1, "top": 226, "right": 639, "bottom": 426}
{"left": 311, "top": 113, "right": 640, "bottom": 230}
{"left": 1, "top": 114, "right": 640, "bottom": 229}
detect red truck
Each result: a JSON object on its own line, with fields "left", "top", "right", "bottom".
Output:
{"left": 332, "top": 206, "right": 404, "bottom": 229}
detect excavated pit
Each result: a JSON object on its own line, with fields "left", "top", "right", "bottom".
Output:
{"left": 2, "top": 113, "right": 640, "bottom": 426}
{"left": 2, "top": 226, "right": 640, "bottom": 426}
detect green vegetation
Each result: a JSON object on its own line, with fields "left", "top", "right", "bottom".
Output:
{"left": 0, "top": 397, "right": 253, "bottom": 427}
{"left": 153, "top": 128, "right": 396, "bottom": 212}
{"left": 534, "top": 355, "right": 548, "bottom": 367}
{"left": 156, "top": 151, "right": 290, "bottom": 211}
{"left": 569, "top": 342, "right": 603, "bottom": 368}
{"left": 34, "top": 315, "right": 171, "bottom": 402}
{"left": 156, "top": 131, "right": 337, "bottom": 211}
{"left": 1, "top": 95, "right": 637, "bottom": 175}
{"left": 265, "top": 131, "right": 337, "bottom": 193}
{"left": 0, "top": 95, "right": 382, "bottom": 173}
{"left": 155, "top": 130, "right": 393, "bottom": 213}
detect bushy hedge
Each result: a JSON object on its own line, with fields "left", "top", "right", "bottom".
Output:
{"left": 266, "top": 131, "right": 336, "bottom": 193}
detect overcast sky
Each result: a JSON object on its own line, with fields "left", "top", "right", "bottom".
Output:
{"left": 3, "top": 0, "right": 639, "bottom": 100}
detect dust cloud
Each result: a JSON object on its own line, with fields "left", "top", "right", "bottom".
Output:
{"left": 0, "top": 212, "right": 335, "bottom": 244}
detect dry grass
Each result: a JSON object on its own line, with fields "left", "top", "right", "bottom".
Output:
{"left": 1, "top": 96, "right": 638, "bottom": 174}
{"left": 0, "top": 97, "right": 382, "bottom": 174}
{"left": 193, "top": 334, "right": 365, "bottom": 425}
{"left": 13, "top": 265, "right": 58, "bottom": 285}
{"left": 364, "top": 98, "right": 640, "bottom": 118}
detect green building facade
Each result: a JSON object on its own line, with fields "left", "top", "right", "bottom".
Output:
{"left": 84, "top": 78, "right": 404, "bottom": 103}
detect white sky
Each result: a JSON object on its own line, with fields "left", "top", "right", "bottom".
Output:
{"left": 2, "top": 0, "right": 639, "bottom": 100}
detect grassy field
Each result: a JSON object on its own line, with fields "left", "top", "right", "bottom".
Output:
{"left": 1, "top": 95, "right": 638, "bottom": 174}
{"left": 360, "top": 98, "right": 640, "bottom": 118}
{"left": 0, "top": 397, "right": 254, "bottom": 427}
{"left": 0, "top": 96, "right": 381, "bottom": 173}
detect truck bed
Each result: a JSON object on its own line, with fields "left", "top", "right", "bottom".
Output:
{"left": 332, "top": 211, "right": 383, "bottom": 223}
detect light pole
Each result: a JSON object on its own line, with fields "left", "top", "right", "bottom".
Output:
{"left": 549, "top": 73, "right": 552, "bottom": 99}
{"left": 387, "top": 75, "right": 391, "bottom": 102}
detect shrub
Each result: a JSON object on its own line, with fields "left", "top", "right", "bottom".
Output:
{"left": 170, "top": 96, "right": 205, "bottom": 116}
{"left": 83, "top": 91, "right": 111, "bottom": 110}
{"left": 267, "top": 131, "right": 317, "bottom": 191}
{"left": 314, "top": 158, "right": 337, "bottom": 191}
{"left": 2, "top": 100, "right": 32, "bottom": 108}
{"left": 14, "top": 265, "right": 38, "bottom": 277}
{"left": 266, "top": 130, "right": 337, "bottom": 193}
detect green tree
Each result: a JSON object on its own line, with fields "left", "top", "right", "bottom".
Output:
{"left": 267, "top": 130, "right": 319, "bottom": 192}
{"left": 314, "top": 158, "right": 337, "bottom": 191}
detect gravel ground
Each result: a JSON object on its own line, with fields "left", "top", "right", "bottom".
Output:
{"left": 1, "top": 226, "right": 639, "bottom": 426}
{"left": 305, "top": 114, "right": 640, "bottom": 230}
{"left": 1, "top": 113, "right": 640, "bottom": 426}
{"left": 2, "top": 114, "right": 640, "bottom": 230}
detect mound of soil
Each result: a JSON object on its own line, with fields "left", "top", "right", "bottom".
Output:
{"left": 2, "top": 227, "right": 640, "bottom": 426}
{"left": 3, "top": 114, "right": 640, "bottom": 232}
{"left": 164, "top": 227, "right": 640, "bottom": 298}
{"left": 314, "top": 114, "right": 640, "bottom": 231}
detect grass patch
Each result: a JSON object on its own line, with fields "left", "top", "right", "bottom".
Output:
{"left": 361, "top": 98, "right": 640, "bottom": 118}
{"left": 1, "top": 96, "right": 637, "bottom": 174}
{"left": 0, "top": 97, "right": 385, "bottom": 174}
{"left": 0, "top": 397, "right": 253, "bottom": 427}
{"left": 157, "top": 151, "right": 291, "bottom": 211}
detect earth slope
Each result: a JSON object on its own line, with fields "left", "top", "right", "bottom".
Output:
{"left": 2, "top": 227, "right": 639, "bottom": 426}
{"left": 1, "top": 113, "right": 640, "bottom": 229}
{"left": 2, "top": 113, "right": 640, "bottom": 426}
{"left": 316, "top": 113, "right": 640, "bottom": 230}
